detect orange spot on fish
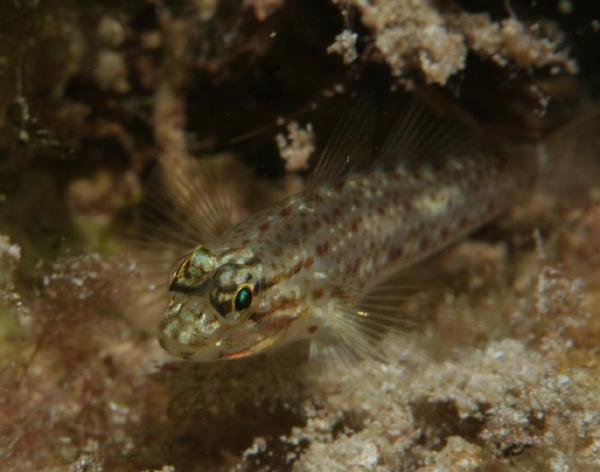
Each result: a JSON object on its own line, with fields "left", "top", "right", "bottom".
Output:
{"left": 290, "top": 261, "right": 303, "bottom": 275}
{"left": 317, "top": 242, "right": 329, "bottom": 255}
{"left": 280, "top": 206, "right": 293, "bottom": 217}
{"left": 390, "top": 247, "right": 404, "bottom": 260}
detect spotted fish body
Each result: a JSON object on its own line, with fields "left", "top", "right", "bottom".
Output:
{"left": 158, "top": 104, "right": 534, "bottom": 362}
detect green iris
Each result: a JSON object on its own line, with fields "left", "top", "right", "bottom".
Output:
{"left": 234, "top": 286, "right": 253, "bottom": 311}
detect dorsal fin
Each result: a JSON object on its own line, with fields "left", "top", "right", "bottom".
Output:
{"left": 119, "top": 155, "right": 241, "bottom": 335}
{"left": 306, "top": 96, "right": 478, "bottom": 195}
{"left": 305, "top": 97, "right": 375, "bottom": 194}
{"left": 376, "top": 99, "right": 476, "bottom": 169}
{"left": 138, "top": 155, "right": 238, "bottom": 255}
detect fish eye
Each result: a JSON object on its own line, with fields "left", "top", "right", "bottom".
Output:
{"left": 209, "top": 263, "right": 259, "bottom": 324}
{"left": 234, "top": 285, "right": 253, "bottom": 312}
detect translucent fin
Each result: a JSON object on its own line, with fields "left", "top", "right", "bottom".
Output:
{"left": 320, "top": 303, "right": 385, "bottom": 362}
{"left": 118, "top": 156, "right": 242, "bottom": 334}
{"left": 376, "top": 99, "right": 476, "bottom": 169}
{"left": 310, "top": 301, "right": 404, "bottom": 371}
{"left": 308, "top": 314, "right": 380, "bottom": 388}
{"left": 310, "top": 265, "right": 452, "bottom": 372}
{"left": 305, "top": 98, "right": 375, "bottom": 193}
{"left": 306, "top": 96, "right": 479, "bottom": 197}
{"left": 363, "top": 261, "right": 451, "bottom": 327}
{"left": 142, "top": 155, "right": 237, "bottom": 248}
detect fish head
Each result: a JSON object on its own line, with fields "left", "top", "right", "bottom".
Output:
{"left": 158, "top": 244, "right": 286, "bottom": 361}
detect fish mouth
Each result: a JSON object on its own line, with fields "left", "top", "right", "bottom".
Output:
{"left": 157, "top": 332, "right": 221, "bottom": 361}
{"left": 158, "top": 323, "right": 280, "bottom": 362}
{"left": 157, "top": 322, "right": 222, "bottom": 361}
{"left": 216, "top": 332, "right": 281, "bottom": 360}
{"left": 158, "top": 306, "right": 223, "bottom": 361}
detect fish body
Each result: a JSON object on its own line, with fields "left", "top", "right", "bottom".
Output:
{"left": 157, "top": 103, "right": 534, "bottom": 362}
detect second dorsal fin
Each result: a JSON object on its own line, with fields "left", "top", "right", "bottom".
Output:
{"left": 375, "top": 99, "right": 476, "bottom": 168}
{"left": 306, "top": 95, "right": 478, "bottom": 193}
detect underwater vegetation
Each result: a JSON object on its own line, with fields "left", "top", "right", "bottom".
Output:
{"left": 0, "top": 0, "right": 599, "bottom": 470}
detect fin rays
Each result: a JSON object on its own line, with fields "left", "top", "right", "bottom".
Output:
{"left": 307, "top": 97, "right": 477, "bottom": 195}
{"left": 150, "top": 157, "right": 235, "bottom": 244}
{"left": 378, "top": 100, "right": 475, "bottom": 168}
{"left": 311, "top": 268, "right": 450, "bottom": 369}
{"left": 127, "top": 156, "right": 238, "bottom": 279}
{"left": 119, "top": 156, "right": 238, "bottom": 335}
{"left": 306, "top": 99, "right": 375, "bottom": 193}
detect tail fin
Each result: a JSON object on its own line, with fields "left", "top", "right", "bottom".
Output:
{"left": 537, "top": 106, "right": 600, "bottom": 193}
